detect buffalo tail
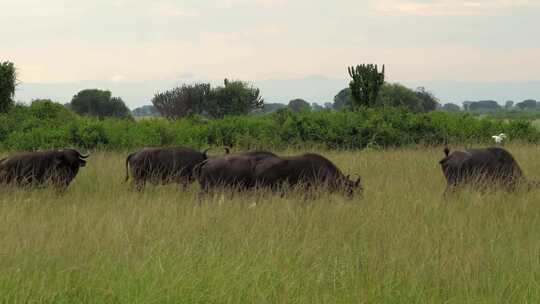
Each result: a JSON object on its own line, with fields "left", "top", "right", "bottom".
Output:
{"left": 192, "top": 159, "right": 208, "bottom": 181}
{"left": 125, "top": 153, "right": 134, "bottom": 182}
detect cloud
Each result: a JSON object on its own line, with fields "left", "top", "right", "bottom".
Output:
{"left": 196, "top": 25, "right": 282, "bottom": 44}
{"left": 240, "top": 25, "right": 282, "bottom": 38}
{"left": 219, "top": 0, "right": 288, "bottom": 8}
{"left": 375, "top": 0, "right": 540, "bottom": 16}
{"left": 110, "top": 75, "right": 126, "bottom": 82}
{"left": 1, "top": 0, "right": 83, "bottom": 18}
{"left": 149, "top": 3, "right": 200, "bottom": 17}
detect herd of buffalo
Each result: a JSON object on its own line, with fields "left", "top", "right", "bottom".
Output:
{"left": 0, "top": 145, "right": 536, "bottom": 197}
{"left": 126, "top": 147, "right": 363, "bottom": 197}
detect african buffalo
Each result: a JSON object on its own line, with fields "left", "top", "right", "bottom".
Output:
{"left": 195, "top": 150, "right": 279, "bottom": 192}
{"left": 255, "top": 153, "right": 362, "bottom": 198}
{"left": 125, "top": 146, "right": 219, "bottom": 191}
{"left": 439, "top": 147, "right": 526, "bottom": 194}
{"left": 0, "top": 149, "right": 88, "bottom": 191}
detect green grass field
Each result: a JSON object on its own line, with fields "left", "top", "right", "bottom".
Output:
{"left": 531, "top": 119, "right": 540, "bottom": 130}
{"left": 1, "top": 145, "right": 540, "bottom": 303}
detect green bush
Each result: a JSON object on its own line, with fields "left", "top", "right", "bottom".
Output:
{"left": 68, "top": 119, "right": 109, "bottom": 149}
{"left": 0, "top": 105, "right": 538, "bottom": 151}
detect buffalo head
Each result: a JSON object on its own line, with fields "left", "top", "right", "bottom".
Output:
{"left": 342, "top": 175, "right": 363, "bottom": 198}
{"left": 55, "top": 149, "right": 89, "bottom": 169}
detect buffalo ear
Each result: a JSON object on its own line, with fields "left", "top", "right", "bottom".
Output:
{"left": 444, "top": 147, "right": 450, "bottom": 157}
{"left": 355, "top": 177, "right": 361, "bottom": 187}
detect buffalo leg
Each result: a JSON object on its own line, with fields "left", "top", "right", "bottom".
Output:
{"left": 180, "top": 179, "right": 190, "bottom": 191}
{"left": 133, "top": 179, "right": 145, "bottom": 192}
{"left": 442, "top": 184, "right": 458, "bottom": 199}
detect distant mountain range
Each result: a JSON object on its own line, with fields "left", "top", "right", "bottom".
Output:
{"left": 14, "top": 75, "right": 539, "bottom": 109}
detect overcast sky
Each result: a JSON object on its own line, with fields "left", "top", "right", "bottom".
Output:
{"left": 3, "top": 0, "right": 540, "bottom": 106}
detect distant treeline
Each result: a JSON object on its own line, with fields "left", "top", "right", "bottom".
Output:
{"left": 2, "top": 60, "right": 538, "bottom": 121}
{"left": 130, "top": 82, "right": 440, "bottom": 118}
{"left": 0, "top": 100, "right": 538, "bottom": 151}
{"left": 2, "top": 60, "right": 539, "bottom": 152}
{"left": 440, "top": 99, "right": 540, "bottom": 112}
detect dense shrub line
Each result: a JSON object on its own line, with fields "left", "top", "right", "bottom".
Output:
{"left": 1, "top": 101, "right": 539, "bottom": 151}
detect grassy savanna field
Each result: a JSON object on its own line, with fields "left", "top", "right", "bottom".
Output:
{"left": 532, "top": 118, "right": 540, "bottom": 130}
{"left": 2, "top": 145, "right": 540, "bottom": 303}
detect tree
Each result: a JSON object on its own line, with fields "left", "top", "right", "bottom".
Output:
{"left": 0, "top": 61, "right": 16, "bottom": 113}
{"left": 463, "top": 101, "right": 473, "bottom": 111}
{"left": 323, "top": 102, "right": 333, "bottom": 110}
{"left": 152, "top": 79, "right": 264, "bottom": 120}
{"left": 132, "top": 105, "right": 160, "bottom": 117}
{"left": 288, "top": 98, "right": 310, "bottom": 112}
{"left": 348, "top": 64, "right": 385, "bottom": 108}
{"left": 415, "top": 87, "right": 440, "bottom": 112}
{"left": 441, "top": 103, "right": 461, "bottom": 112}
{"left": 257, "top": 103, "right": 286, "bottom": 114}
{"left": 152, "top": 83, "right": 211, "bottom": 120}
{"left": 30, "top": 99, "right": 78, "bottom": 120}
{"left": 505, "top": 100, "right": 514, "bottom": 109}
{"left": 109, "top": 97, "right": 132, "bottom": 118}
{"left": 311, "top": 103, "right": 324, "bottom": 112}
{"left": 333, "top": 88, "right": 353, "bottom": 110}
{"left": 516, "top": 99, "right": 537, "bottom": 110}
{"left": 370, "top": 83, "right": 440, "bottom": 113}
{"left": 206, "top": 79, "right": 264, "bottom": 119}
{"left": 376, "top": 83, "right": 424, "bottom": 112}
{"left": 467, "top": 100, "right": 501, "bottom": 111}
{"left": 69, "top": 89, "right": 131, "bottom": 118}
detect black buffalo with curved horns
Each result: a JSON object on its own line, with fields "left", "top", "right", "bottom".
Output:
{"left": 439, "top": 146, "right": 530, "bottom": 195}
{"left": 255, "top": 153, "right": 363, "bottom": 198}
{"left": 125, "top": 146, "right": 227, "bottom": 191}
{"left": 0, "top": 148, "right": 89, "bottom": 191}
{"left": 195, "top": 150, "right": 279, "bottom": 193}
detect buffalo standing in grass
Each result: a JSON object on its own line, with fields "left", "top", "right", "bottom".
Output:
{"left": 125, "top": 147, "right": 221, "bottom": 191}
{"left": 0, "top": 149, "right": 88, "bottom": 191}
{"left": 255, "top": 153, "right": 362, "bottom": 198}
{"left": 439, "top": 147, "right": 527, "bottom": 194}
{"left": 195, "top": 150, "right": 279, "bottom": 193}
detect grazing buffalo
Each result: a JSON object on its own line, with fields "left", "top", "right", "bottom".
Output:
{"left": 0, "top": 149, "right": 88, "bottom": 190}
{"left": 255, "top": 153, "right": 362, "bottom": 198}
{"left": 195, "top": 150, "right": 279, "bottom": 192}
{"left": 439, "top": 147, "right": 526, "bottom": 194}
{"left": 125, "top": 147, "right": 220, "bottom": 191}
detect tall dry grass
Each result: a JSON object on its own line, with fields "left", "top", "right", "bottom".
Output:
{"left": 1, "top": 145, "right": 540, "bottom": 303}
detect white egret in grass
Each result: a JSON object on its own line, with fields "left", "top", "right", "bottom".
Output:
{"left": 492, "top": 133, "right": 507, "bottom": 144}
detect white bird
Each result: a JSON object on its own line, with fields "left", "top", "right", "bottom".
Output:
{"left": 492, "top": 133, "right": 507, "bottom": 144}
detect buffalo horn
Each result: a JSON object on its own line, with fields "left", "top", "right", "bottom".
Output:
{"left": 77, "top": 150, "right": 90, "bottom": 159}
{"left": 202, "top": 148, "right": 212, "bottom": 158}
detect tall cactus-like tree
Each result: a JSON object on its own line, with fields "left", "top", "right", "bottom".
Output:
{"left": 347, "top": 64, "right": 385, "bottom": 108}
{"left": 0, "top": 61, "right": 16, "bottom": 113}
